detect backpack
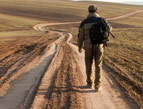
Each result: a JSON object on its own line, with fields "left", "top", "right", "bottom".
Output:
{"left": 90, "top": 17, "right": 111, "bottom": 45}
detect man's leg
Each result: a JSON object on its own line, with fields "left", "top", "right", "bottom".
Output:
{"left": 94, "top": 44, "right": 104, "bottom": 89}
{"left": 85, "top": 48, "right": 93, "bottom": 86}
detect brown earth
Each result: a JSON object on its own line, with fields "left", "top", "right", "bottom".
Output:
{"left": 43, "top": 36, "right": 83, "bottom": 109}
{"left": 31, "top": 33, "right": 137, "bottom": 109}
{"left": 0, "top": 30, "right": 138, "bottom": 109}
{"left": 0, "top": 10, "right": 143, "bottom": 109}
{"left": 0, "top": 32, "right": 59, "bottom": 86}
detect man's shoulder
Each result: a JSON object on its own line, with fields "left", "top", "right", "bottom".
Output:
{"left": 79, "top": 17, "right": 99, "bottom": 28}
{"left": 79, "top": 19, "right": 87, "bottom": 28}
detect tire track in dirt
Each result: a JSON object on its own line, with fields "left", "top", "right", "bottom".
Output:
{"left": 0, "top": 32, "right": 64, "bottom": 108}
{"left": 0, "top": 35, "right": 60, "bottom": 87}
{"left": 31, "top": 33, "right": 84, "bottom": 109}
{"left": 43, "top": 36, "right": 83, "bottom": 109}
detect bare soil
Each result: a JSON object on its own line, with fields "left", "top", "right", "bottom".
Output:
{"left": 43, "top": 37, "right": 83, "bottom": 109}
{"left": 0, "top": 32, "right": 59, "bottom": 86}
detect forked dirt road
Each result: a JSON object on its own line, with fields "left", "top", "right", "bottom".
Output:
{"left": 0, "top": 10, "right": 142, "bottom": 109}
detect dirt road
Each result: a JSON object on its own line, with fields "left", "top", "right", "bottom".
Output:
{"left": 34, "top": 9, "right": 143, "bottom": 30}
{"left": 31, "top": 10, "right": 143, "bottom": 109}
{"left": 30, "top": 30, "right": 137, "bottom": 109}
{"left": 0, "top": 10, "right": 142, "bottom": 109}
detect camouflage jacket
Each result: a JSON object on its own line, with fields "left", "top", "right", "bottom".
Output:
{"left": 78, "top": 13, "right": 112, "bottom": 50}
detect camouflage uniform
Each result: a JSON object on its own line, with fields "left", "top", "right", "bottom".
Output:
{"left": 78, "top": 13, "right": 112, "bottom": 88}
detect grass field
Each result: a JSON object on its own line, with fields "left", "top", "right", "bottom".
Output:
{"left": 0, "top": 0, "right": 142, "bottom": 107}
{"left": 0, "top": 11, "right": 47, "bottom": 41}
{"left": 0, "top": 0, "right": 142, "bottom": 23}
{"left": 104, "top": 12, "right": 143, "bottom": 107}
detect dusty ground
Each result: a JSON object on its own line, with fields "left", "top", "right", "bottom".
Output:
{"left": 0, "top": 10, "right": 142, "bottom": 109}
{"left": 0, "top": 32, "right": 60, "bottom": 86}
{"left": 30, "top": 32, "right": 137, "bottom": 109}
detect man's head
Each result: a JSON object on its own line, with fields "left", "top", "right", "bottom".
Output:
{"left": 88, "top": 5, "right": 97, "bottom": 13}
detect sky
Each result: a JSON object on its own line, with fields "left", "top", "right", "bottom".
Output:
{"left": 95, "top": 0, "right": 143, "bottom": 2}
{"left": 72, "top": 0, "right": 143, "bottom": 5}
{"left": 72, "top": 0, "right": 143, "bottom": 2}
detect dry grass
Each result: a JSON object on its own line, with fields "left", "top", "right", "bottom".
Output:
{"left": 0, "top": 0, "right": 142, "bottom": 22}
{"left": 105, "top": 12, "right": 143, "bottom": 107}
{"left": 111, "top": 12, "right": 143, "bottom": 27}
{"left": 0, "top": 13, "right": 45, "bottom": 32}
{"left": 104, "top": 13, "right": 143, "bottom": 107}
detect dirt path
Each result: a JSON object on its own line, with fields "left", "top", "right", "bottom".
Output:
{"left": 107, "top": 10, "right": 143, "bottom": 20}
{"left": 31, "top": 10, "right": 143, "bottom": 109}
{"left": 0, "top": 32, "right": 61, "bottom": 108}
{"left": 30, "top": 32, "right": 137, "bottom": 109}
{"left": 0, "top": 9, "right": 142, "bottom": 109}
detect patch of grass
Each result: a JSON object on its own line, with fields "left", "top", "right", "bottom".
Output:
{"left": 0, "top": 13, "right": 46, "bottom": 41}
{"left": 0, "top": 0, "right": 142, "bottom": 22}
{"left": 104, "top": 27, "right": 143, "bottom": 107}
{"left": 0, "top": 0, "right": 142, "bottom": 39}
{"left": 106, "top": 28, "right": 143, "bottom": 78}
{"left": 0, "top": 14, "right": 45, "bottom": 32}
{"left": 111, "top": 12, "right": 143, "bottom": 27}
{"left": 0, "top": 30, "right": 45, "bottom": 41}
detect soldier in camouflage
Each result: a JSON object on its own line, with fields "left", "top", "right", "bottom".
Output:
{"left": 78, "top": 5, "right": 112, "bottom": 91}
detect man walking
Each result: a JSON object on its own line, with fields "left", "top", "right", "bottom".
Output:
{"left": 78, "top": 5, "right": 112, "bottom": 91}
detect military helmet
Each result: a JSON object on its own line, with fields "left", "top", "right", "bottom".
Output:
{"left": 88, "top": 5, "right": 97, "bottom": 13}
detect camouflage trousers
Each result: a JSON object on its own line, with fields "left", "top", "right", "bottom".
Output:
{"left": 85, "top": 44, "right": 104, "bottom": 88}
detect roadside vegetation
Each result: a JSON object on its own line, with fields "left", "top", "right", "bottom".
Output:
{"left": 0, "top": 0, "right": 142, "bottom": 107}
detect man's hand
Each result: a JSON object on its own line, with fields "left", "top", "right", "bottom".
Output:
{"left": 78, "top": 48, "right": 82, "bottom": 53}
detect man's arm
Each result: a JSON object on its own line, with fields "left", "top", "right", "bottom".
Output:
{"left": 78, "top": 23, "right": 84, "bottom": 52}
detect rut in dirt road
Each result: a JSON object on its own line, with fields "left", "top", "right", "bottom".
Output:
{"left": 0, "top": 34, "right": 59, "bottom": 87}
{"left": 31, "top": 34, "right": 84, "bottom": 109}
{"left": 31, "top": 33, "right": 137, "bottom": 109}
{"left": 0, "top": 32, "right": 61, "bottom": 109}
{"left": 44, "top": 39, "right": 83, "bottom": 109}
